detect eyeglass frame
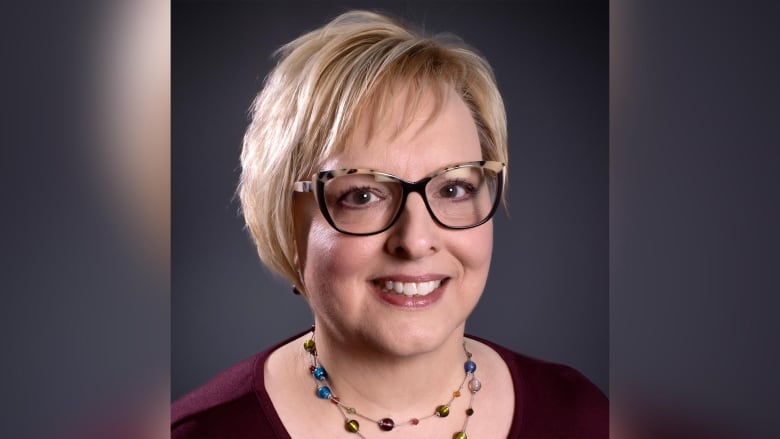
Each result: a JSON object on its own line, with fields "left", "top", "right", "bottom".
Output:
{"left": 292, "top": 160, "right": 506, "bottom": 236}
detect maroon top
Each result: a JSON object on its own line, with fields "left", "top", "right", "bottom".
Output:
{"left": 172, "top": 332, "right": 608, "bottom": 438}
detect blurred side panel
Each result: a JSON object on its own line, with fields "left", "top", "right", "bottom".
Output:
{"left": 611, "top": 1, "right": 780, "bottom": 437}
{"left": 1, "top": 0, "right": 170, "bottom": 437}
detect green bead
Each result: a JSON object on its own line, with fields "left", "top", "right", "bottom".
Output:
{"left": 345, "top": 419, "right": 360, "bottom": 433}
{"left": 435, "top": 404, "right": 450, "bottom": 417}
{"left": 453, "top": 432, "right": 467, "bottom": 439}
{"left": 303, "top": 339, "right": 316, "bottom": 353}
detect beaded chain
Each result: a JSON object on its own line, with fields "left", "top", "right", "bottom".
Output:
{"left": 304, "top": 330, "right": 482, "bottom": 439}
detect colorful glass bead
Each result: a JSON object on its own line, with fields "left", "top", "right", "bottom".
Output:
{"left": 303, "top": 339, "right": 316, "bottom": 353}
{"left": 453, "top": 390, "right": 461, "bottom": 397}
{"left": 410, "top": 418, "right": 420, "bottom": 425}
{"left": 346, "top": 407, "right": 356, "bottom": 414}
{"left": 453, "top": 432, "right": 467, "bottom": 439}
{"left": 468, "top": 378, "right": 482, "bottom": 393}
{"left": 435, "top": 404, "right": 450, "bottom": 417}
{"left": 466, "top": 408, "right": 474, "bottom": 416}
{"left": 312, "top": 365, "right": 327, "bottom": 380}
{"left": 378, "top": 418, "right": 395, "bottom": 431}
{"left": 345, "top": 419, "right": 360, "bottom": 433}
{"left": 464, "top": 360, "right": 477, "bottom": 373}
{"left": 316, "top": 385, "right": 332, "bottom": 399}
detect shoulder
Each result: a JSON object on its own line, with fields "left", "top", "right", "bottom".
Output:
{"left": 171, "top": 352, "right": 269, "bottom": 438}
{"left": 471, "top": 336, "right": 609, "bottom": 438}
{"left": 171, "top": 353, "right": 258, "bottom": 423}
{"left": 171, "top": 332, "right": 307, "bottom": 439}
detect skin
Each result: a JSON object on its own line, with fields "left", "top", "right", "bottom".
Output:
{"left": 265, "top": 85, "right": 514, "bottom": 437}
{"left": 297, "top": 86, "right": 493, "bottom": 360}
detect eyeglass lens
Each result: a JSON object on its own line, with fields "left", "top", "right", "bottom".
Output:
{"left": 321, "top": 165, "right": 499, "bottom": 234}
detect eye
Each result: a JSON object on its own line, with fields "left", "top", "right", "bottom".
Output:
{"left": 338, "top": 187, "right": 384, "bottom": 207}
{"left": 438, "top": 180, "right": 476, "bottom": 200}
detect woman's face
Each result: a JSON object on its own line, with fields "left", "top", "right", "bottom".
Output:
{"left": 294, "top": 87, "right": 493, "bottom": 356}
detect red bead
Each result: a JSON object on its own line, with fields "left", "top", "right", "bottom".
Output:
{"left": 378, "top": 418, "right": 395, "bottom": 431}
{"left": 410, "top": 418, "right": 420, "bottom": 425}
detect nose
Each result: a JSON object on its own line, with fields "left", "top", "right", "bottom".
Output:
{"left": 385, "top": 193, "right": 440, "bottom": 259}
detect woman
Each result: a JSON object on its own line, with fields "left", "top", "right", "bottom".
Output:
{"left": 172, "top": 10, "right": 607, "bottom": 438}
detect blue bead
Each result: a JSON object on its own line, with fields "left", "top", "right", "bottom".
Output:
{"left": 317, "top": 386, "right": 332, "bottom": 399}
{"left": 464, "top": 360, "right": 477, "bottom": 373}
{"left": 313, "top": 366, "right": 328, "bottom": 380}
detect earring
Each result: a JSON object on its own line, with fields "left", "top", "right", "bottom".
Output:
{"left": 293, "top": 266, "right": 305, "bottom": 296}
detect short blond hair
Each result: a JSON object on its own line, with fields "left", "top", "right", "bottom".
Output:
{"left": 238, "top": 10, "right": 508, "bottom": 289}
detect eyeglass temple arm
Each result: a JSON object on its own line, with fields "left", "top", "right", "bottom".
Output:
{"left": 292, "top": 181, "right": 313, "bottom": 193}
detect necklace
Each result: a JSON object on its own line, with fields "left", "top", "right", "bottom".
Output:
{"left": 304, "top": 330, "right": 482, "bottom": 439}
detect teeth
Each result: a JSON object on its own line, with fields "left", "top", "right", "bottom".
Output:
{"left": 377, "top": 279, "right": 442, "bottom": 297}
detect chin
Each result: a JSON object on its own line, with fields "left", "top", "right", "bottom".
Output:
{"left": 369, "top": 320, "right": 466, "bottom": 357}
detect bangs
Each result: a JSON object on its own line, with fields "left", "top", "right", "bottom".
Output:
{"left": 298, "top": 35, "right": 473, "bottom": 176}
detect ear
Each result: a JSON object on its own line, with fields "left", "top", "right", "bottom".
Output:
{"left": 291, "top": 192, "right": 311, "bottom": 297}
{"left": 291, "top": 239, "right": 307, "bottom": 296}
{"left": 292, "top": 231, "right": 304, "bottom": 274}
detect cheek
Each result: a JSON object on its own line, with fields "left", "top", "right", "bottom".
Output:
{"left": 459, "top": 221, "right": 494, "bottom": 274}
{"left": 304, "top": 219, "right": 377, "bottom": 288}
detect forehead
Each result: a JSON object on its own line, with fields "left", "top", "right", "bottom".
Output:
{"left": 322, "top": 85, "right": 482, "bottom": 177}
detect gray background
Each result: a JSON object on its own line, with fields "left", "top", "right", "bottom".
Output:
{"left": 172, "top": 0, "right": 608, "bottom": 400}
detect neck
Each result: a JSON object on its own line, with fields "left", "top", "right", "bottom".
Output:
{"left": 306, "top": 324, "right": 469, "bottom": 415}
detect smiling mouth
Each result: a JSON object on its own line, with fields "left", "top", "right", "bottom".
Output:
{"left": 373, "top": 279, "right": 444, "bottom": 297}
